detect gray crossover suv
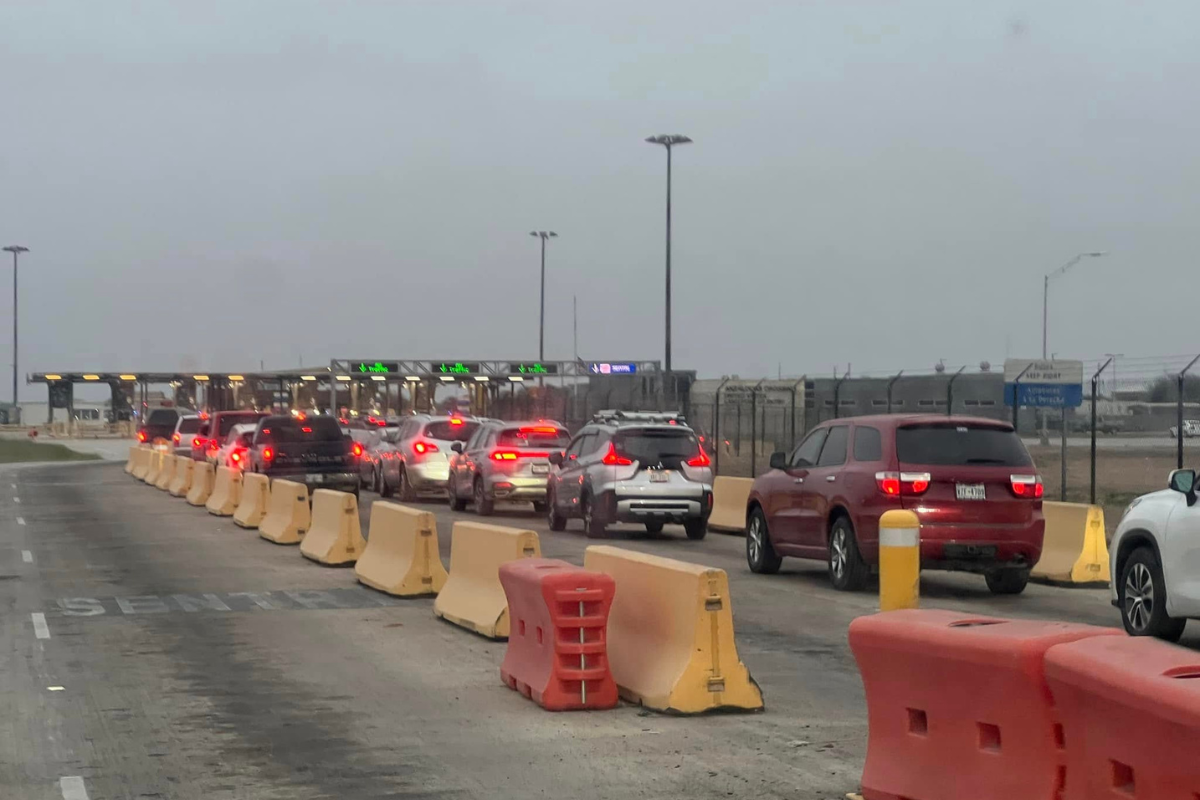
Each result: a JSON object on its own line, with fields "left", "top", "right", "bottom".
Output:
{"left": 546, "top": 411, "right": 714, "bottom": 539}
{"left": 447, "top": 419, "right": 571, "bottom": 514}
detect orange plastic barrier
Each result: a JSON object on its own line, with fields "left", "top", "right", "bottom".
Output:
{"left": 848, "top": 609, "right": 1119, "bottom": 800}
{"left": 1045, "top": 635, "right": 1200, "bottom": 800}
{"left": 498, "top": 558, "right": 618, "bottom": 711}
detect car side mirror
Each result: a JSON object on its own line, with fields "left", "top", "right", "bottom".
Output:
{"left": 769, "top": 451, "right": 787, "bottom": 471}
{"left": 548, "top": 451, "right": 563, "bottom": 467}
{"left": 451, "top": 442, "right": 463, "bottom": 454}
{"left": 1169, "top": 468, "right": 1197, "bottom": 505}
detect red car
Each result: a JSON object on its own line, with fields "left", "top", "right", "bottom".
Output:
{"left": 745, "top": 415, "right": 1044, "bottom": 595}
{"left": 192, "top": 410, "right": 269, "bottom": 462}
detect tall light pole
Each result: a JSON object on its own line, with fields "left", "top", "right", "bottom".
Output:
{"left": 1041, "top": 251, "right": 1106, "bottom": 443}
{"left": 645, "top": 134, "right": 692, "bottom": 395}
{"left": 529, "top": 231, "right": 557, "bottom": 362}
{"left": 3, "top": 245, "right": 29, "bottom": 423}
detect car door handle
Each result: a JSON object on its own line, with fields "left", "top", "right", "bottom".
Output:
{"left": 793, "top": 477, "right": 804, "bottom": 484}
{"left": 826, "top": 475, "right": 836, "bottom": 482}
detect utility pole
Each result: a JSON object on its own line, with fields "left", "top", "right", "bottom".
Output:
{"left": 645, "top": 134, "right": 692, "bottom": 400}
{"left": 1041, "top": 251, "right": 1107, "bottom": 443}
{"left": 3, "top": 245, "right": 29, "bottom": 423}
{"left": 528, "top": 231, "right": 558, "bottom": 362}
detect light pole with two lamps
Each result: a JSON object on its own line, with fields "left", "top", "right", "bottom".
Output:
{"left": 645, "top": 134, "right": 692, "bottom": 402}
{"left": 3, "top": 245, "right": 29, "bottom": 424}
{"left": 1041, "top": 250, "right": 1107, "bottom": 442}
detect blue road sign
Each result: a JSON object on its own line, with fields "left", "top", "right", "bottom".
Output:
{"left": 588, "top": 362, "right": 637, "bottom": 375}
{"left": 1003, "top": 382, "right": 1084, "bottom": 408}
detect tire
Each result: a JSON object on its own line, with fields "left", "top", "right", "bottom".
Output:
{"left": 1119, "top": 547, "right": 1187, "bottom": 642}
{"left": 582, "top": 492, "right": 606, "bottom": 539}
{"left": 644, "top": 521, "right": 664, "bottom": 534}
{"left": 985, "top": 568, "right": 1031, "bottom": 595}
{"left": 379, "top": 469, "right": 395, "bottom": 499}
{"left": 447, "top": 475, "right": 466, "bottom": 511}
{"left": 397, "top": 468, "right": 415, "bottom": 502}
{"left": 684, "top": 519, "right": 708, "bottom": 540}
{"left": 828, "top": 516, "right": 869, "bottom": 591}
{"left": 546, "top": 488, "right": 566, "bottom": 531}
{"left": 746, "top": 507, "right": 783, "bottom": 574}
{"left": 373, "top": 467, "right": 382, "bottom": 494}
{"left": 532, "top": 500, "right": 548, "bottom": 514}
{"left": 474, "top": 478, "right": 494, "bottom": 516}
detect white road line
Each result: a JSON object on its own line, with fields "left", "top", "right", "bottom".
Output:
{"left": 9, "top": 483, "right": 15, "bottom": 489}
{"left": 22, "top": 550, "right": 32, "bottom": 563}
{"left": 60, "top": 776, "right": 89, "bottom": 800}
{"left": 16, "top": 516, "right": 25, "bottom": 525}
{"left": 13, "top": 496, "right": 20, "bottom": 504}
{"left": 31, "top": 613, "right": 50, "bottom": 639}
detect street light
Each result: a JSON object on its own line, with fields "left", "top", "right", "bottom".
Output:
{"left": 1043, "top": 251, "right": 1107, "bottom": 361}
{"left": 2, "top": 245, "right": 29, "bottom": 423}
{"left": 528, "top": 231, "right": 557, "bottom": 362}
{"left": 645, "top": 134, "right": 692, "bottom": 393}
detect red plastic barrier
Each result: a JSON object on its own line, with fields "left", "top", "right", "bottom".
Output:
{"left": 499, "top": 558, "right": 618, "bottom": 711}
{"left": 1045, "top": 635, "right": 1200, "bottom": 800}
{"left": 848, "top": 609, "right": 1119, "bottom": 800}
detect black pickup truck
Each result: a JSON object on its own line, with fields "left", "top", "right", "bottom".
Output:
{"left": 137, "top": 407, "right": 194, "bottom": 444}
{"left": 246, "top": 415, "right": 362, "bottom": 496}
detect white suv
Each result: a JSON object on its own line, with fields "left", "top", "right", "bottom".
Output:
{"left": 1110, "top": 468, "right": 1200, "bottom": 641}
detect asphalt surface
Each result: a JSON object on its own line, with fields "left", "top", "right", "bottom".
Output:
{"left": 6, "top": 458, "right": 1198, "bottom": 799}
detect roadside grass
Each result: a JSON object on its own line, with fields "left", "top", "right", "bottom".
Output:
{"left": 0, "top": 438, "right": 101, "bottom": 463}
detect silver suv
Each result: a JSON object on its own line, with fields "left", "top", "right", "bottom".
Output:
{"left": 390, "top": 414, "right": 480, "bottom": 501}
{"left": 447, "top": 420, "right": 571, "bottom": 514}
{"left": 546, "top": 411, "right": 714, "bottom": 539}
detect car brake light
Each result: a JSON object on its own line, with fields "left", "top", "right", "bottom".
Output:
{"left": 231, "top": 452, "right": 240, "bottom": 463}
{"left": 413, "top": 441, "right": 439, "bottom": 455}
{"left": 491, "top": 450, "right": 519, "bottom": 461}
{"left": 686, "top": 449, "right": 711, "bottom": 467}
{"left": 875, "top": 471, "right": 931, "bottom": 496}
{"left": 173, "top": 433, "right": 180, "bottom": 444}
{"left": 520, "top": 426, "right": 561, "bottom": 434}
{"left": 449, "top": 418, "right": 464, "bottom": 426}
{"left": 192, "top": 436, "right": 202, "bottom": 447}
{"left": 352, "top": 442, "right": 364, "bottom": 457}
{"left": 302, "top": 427, "right": 312, "bottom": 433}
{"left": 263, "top": 447, "right": 274, "bottom": 462}
{"left": 602, "top": 443, "right": 633, "bottom": 466}
{"left": 1010, "top": 474, "right": 1044, "bottom": 498}
{"left": 137, "top": 431, "right": 147, "bottom": 442}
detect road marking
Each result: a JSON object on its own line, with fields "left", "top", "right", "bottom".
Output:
{"left": 13, "top": 496, "right": 20, "bottom": 504}
{"left": 47, "top": 685, "right": 65, "bottom": 692}
{"left": 60, "top": 776, "right": 89, "bottom": 800}
{"left": 9, "top": 483, "right": 15, "bottom": 489}
{"left": 31, "top": 613, "right": 50, "bottom": 639}
{"left": 22, "top": 550, "right": 32, "bottom": 563}
{"left": 16, "top": 516, "right": 25, "bottom": 525}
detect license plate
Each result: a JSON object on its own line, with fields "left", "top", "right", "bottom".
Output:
{"left": 648, "top": 470, "right": 670, "bottom": 483}
{"left": 309, "top": 474, "right": 325, "bottom": 484}
{"left": 531, "top": 464, "right": 549, "bottom": 475}
{"left": 956, "top": 483, "right": 986, "bottom": 501}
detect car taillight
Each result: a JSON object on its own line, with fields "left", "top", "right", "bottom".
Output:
{"left": 173, "top": 433, "right": 180, "bottom": 444}
{"left": 1010, "top": 474, "right": 1044, "bottom": 498}
{"left": 449, "top": 418, "right": 464, "bottom": 426}
{"left": 413, "top": 441, "right": 439, "bottom": 455}
{"left": 231, "top": 451, "right": 240, "bottom": 463}
{"left": 137, "top": 431, "right": 147, "bottom": 442}
{"left": 686, "top": 449, "right": 711, "bottom": 467}
{"left": 875, "top": 471, "right": 931, "bottom": 496}
{"left": 352, "top": 443, "right": 364, "bottom": 457}
{"left": 491, "top": 450, "right": 518, "bottom": 461}
{"left": 193, "top": 436, "right": 203, "bottom": 447}
{"left": 601, "top": 443, "right": 633, "bottom": 466}
{"left": 263, "top": 447, "right": 274, "bottom": 462}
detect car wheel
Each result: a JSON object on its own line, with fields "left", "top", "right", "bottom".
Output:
{"left": 373, "top": 466, "right": 382, "bottom": 494}
{"left": 447, "top": 475, "right": 466, "bottom": 511}
{"left": 684, "top": 519, "right": 708, "bottom": 540}
{"left": 1119, "top": 547, "right": 1187, "bottom": 642}
{"left": 397, "top": 468, "right": 415, "bottom": 502}
{"left": 984, "top": 568, "right": 1030, "bottom": 595}
{"left": 546, "top": 487, "right": 566, "bottom": 531}
{"left": 379, "top": 468, "right": 395, "bottom": 499}
{"left": 828, "top": 516, "right": 869, "bottom": 591}
{"left": 644, "top": 521, "right": 664, "bottom": 534}
{"left": 532, "top": 500, "right": 548, "bottom": 514}
{"left": 474, "top": 478, "right": 494, "bottom": 516}
{"left": 746, "top": 507, "right": 783, "bottom": 574}
{"left": 582, "top": 492, "right": 607, "bottom": 538}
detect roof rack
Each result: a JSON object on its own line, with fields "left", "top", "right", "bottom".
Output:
{"left": 592, "top": 410, "right": 688, "bottom": 426}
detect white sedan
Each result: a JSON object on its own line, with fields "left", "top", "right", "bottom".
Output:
{"left": 1110, "top": 468, "right": 1200, "bottom": 641}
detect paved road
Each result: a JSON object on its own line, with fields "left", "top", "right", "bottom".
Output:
{"left": 6, "top": 461, "right": 1197, "bottom": 799}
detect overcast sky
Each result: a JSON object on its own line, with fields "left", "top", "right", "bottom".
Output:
{"left": 2, "top": 1, "right": 1197, "bottom": 383}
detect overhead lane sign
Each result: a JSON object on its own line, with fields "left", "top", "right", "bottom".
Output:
{"left": 1003, "top": 359, "right": 1084, "bottom": 408}
{"left": 356, "top": 361, "right": 398, "bottom": 374}
{"left": 507, "top": 362, "right": 558, "bottom": 375}
{"left": 588, "top": 362, "right": 638, "bottom": 375}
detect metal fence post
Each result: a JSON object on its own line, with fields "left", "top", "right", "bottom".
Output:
{"left": 947, "top": 365, "right": 966, "bottom": 416}
{"left": 750, "top": 379, "right": 764, "bottom": 478}
{"left": 1090, "top": 358, "right": 1112, "bottom": 505}
{"left": 1178, "top": 355, "right": 1200, "bottom": 469}
{"left": 1060, "top": 405, "right": 1067, "bottom": 502}
{"left": 887, "top": 370, "right": 903, "bottom": 414}
{"left": 833, "top": 369, "right": 849, "bottom": 420}
{"left": 714, "top": 377, "right": 730, "bottom": 475}
{"left": 1010, "top": 363, "right": 1033, "bottom": 433}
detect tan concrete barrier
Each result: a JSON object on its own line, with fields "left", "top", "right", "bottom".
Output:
{"left": 258, "top": 479, "right": 310, "bottom": 545}
{"left": 583, "top": 545, "right": 763, "bottom": 713}
{"left": 131, "top": 447, "right": 151, "bottom": 480}
{"left": 433, "top": 521, "right": 540, "bottom": 639}
{"left": 708, "top": 476, "right": 753, "bottom": 533}
{"left": 186, "top": 462, "right": 215, "bottom": 507}
{"left": 206, "top": 466, "right": 243, "bottom": 517}
{"left": 169, "top": 457, "right": 194, "bottom": 497}
{"left": 355, "top": 502, "right": 449, "bottom": 597}
{"left": 1031, "top": 501, "right": 1110, "bottom": 585}
{"left": 143, "top": 449, "right": 165, "bottom": 485}
{"left": 154, "top": 454, "right": 178, "bottom": 491}
{"left": 233, "top": 472, "right": 270, "bottom": 529}
{"left": 124, "top": 445, "right": 138, "bottom": 474}
{"left": 300, "top": 489, "right": 365, "bottom": 565}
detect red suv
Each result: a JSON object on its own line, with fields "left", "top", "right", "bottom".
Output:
{"left": 193, "top": 410, "right": 269, "bottom": 463}
{"left": 745, "top": 415, "right": 1045, "bottom": 595}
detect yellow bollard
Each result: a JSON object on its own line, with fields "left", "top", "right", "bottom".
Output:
{"left": 878, "top": 509, "right": 920, "bottom": 611}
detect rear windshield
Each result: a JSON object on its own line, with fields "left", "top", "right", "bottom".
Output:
{"left": 424, "top": 420, "right": 479, "bottom": 442}
{"left": 147, "top": 409, "right": 178, "bottom": 425}
{"left": 217, "top": 412, "right": 265, "bottom": 436}
{"left": 498, "top": 427, "right": 570, "bottom": 448}
{"left": 177, "top": 417, "right": 202, "bottom": 434}
{"left": 264, "top": 417, "right": 345, "bottom": 443}
{"left": 614, "top": 429, "right": 701, "bottom": 468}
{"left": 896, "top": 424, "right": 1032, "bottom": 467}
